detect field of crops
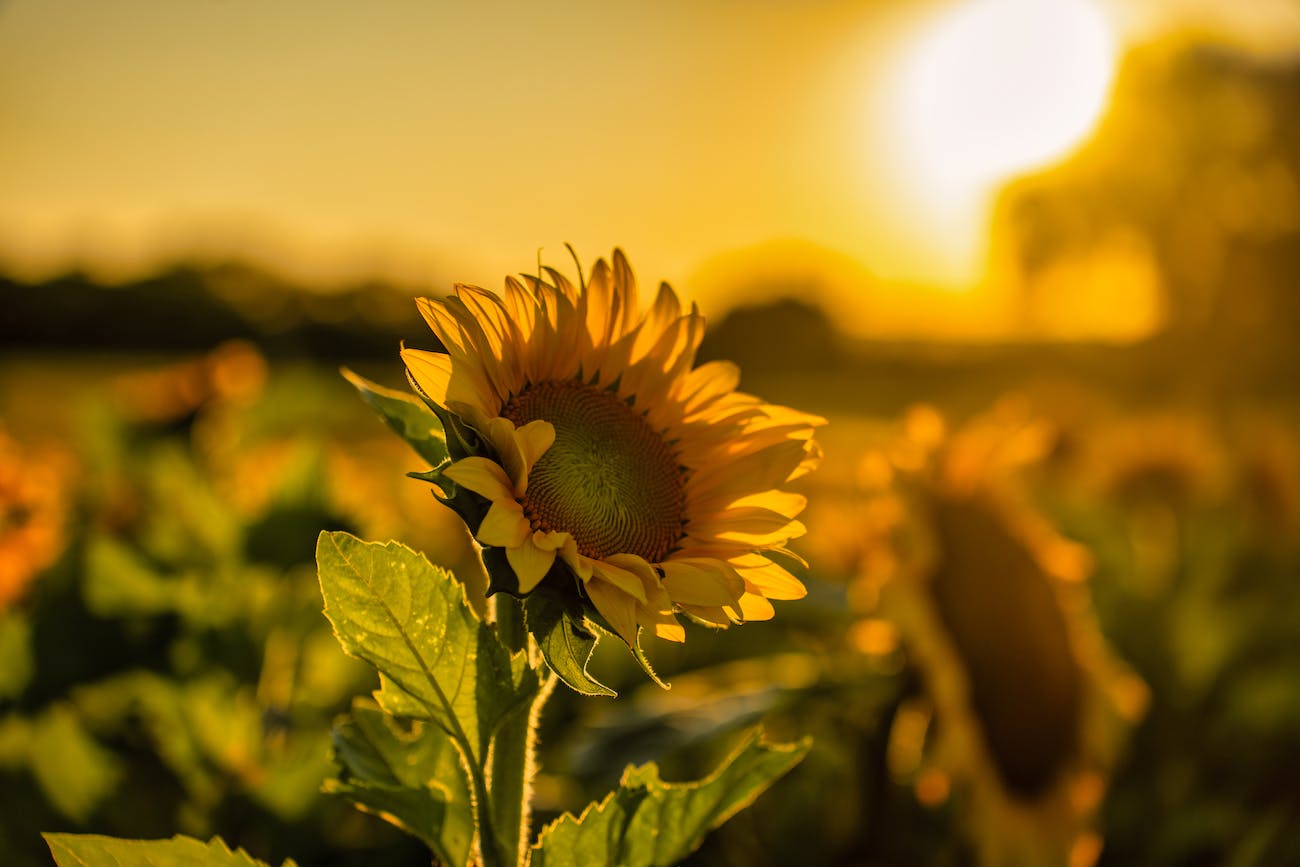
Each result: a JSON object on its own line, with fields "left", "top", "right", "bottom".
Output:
{"left": 2, "top": 319, "right": 1296, "bottom": 866}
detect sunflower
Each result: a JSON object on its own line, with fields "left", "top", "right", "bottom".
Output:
{"left": 854, "top": 402, "right": 1146, "bottom": 867}
{"left": 400, "top": 250, "right": 821, "bottom": 646}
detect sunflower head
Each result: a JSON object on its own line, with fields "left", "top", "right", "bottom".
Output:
{"left": 400, "top": 250, "right": 821, "bottom": 661}
{"left": 851, "top": 403, "right": 1145, "bottom": 866}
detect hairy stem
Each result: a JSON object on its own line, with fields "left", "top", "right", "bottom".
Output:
{"left": 488, "top": 593, "right": 553, "bottom": 865}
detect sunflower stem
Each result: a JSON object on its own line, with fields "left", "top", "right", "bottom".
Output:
{"left": 488, "top": 592, "right": 552, "bottom": 866}
{"left": 493, "top": 592, "right": 527, "bottom": 655}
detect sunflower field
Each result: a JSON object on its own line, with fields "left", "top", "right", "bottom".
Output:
{"left": 5, "top": 3, "right": 1300, "bottom": 866}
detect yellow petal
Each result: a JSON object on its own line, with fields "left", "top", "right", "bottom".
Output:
{"left": 484, "top": 417, "right": 555, "bottom": 493}
{"left": 605, "top": 553, "right": 671, "bottom": 611}
{"left": 679, "top": 604, "right": 731, "bottom": 628}
{"left": 586, "top": 577, "right": 639, "bottom": 645}
{"left": 728, "top": 490, "right": 808, "bottom": 518}
{"left": 503, "top": 276, "right": 538, "bottom": 339}
{"left": 633, "top": 281, "right": 682, "bottom": 360}
{"left": 476, "top": 499, "right": 529, "bottom": 548}
{"left": 515, "top": 420, "right": 556, "bottom": 486}
{"left": 401, "top": 348, "right": 453, "bottom": 406}
{"left": 611, "top": 248, "right": 640, "bottom": 336}
{"left": 590, "top": 559, "right": 648, "bottom": 604}
{"left": 653, "top": 622, "right": 686, "bottom": 642}
{"left": 660, "top": 559, "right": 744, "bottom": 607}
{"left": 532, "top": 529, "right": 571, "bottom": 552}
{"left": 641, "top": 607, "right": 685, "bottom": 643}
{"left": 693, "top": 507, "right": 806, "bottom": 546}
{"left": 507, "top": 538, "right": 556, "bottom": 594}
{"left": 733, "top": 592, "right": 775, "bottom": 622}
{"left": 676, "top": 360, "right": 741, "bottom": 415}
{"left": 415, "top": 297, "right": 467, "bottom": 356}
{"left": 738, "top": 559, "right": 807, "bottom": 601}
{"left": 442, "top": 456, "right": 515, "bottom": 500}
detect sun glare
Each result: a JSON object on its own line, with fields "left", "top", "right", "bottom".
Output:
{"left": 895, "top": 0, "right": 1117, "bottom": 212}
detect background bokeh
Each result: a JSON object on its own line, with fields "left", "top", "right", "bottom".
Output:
{"left": 3, "top": 1, "right": 1299, "bottom": 864}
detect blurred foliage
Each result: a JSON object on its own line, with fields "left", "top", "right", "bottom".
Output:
{"left": 2, "top": 344, "right": 1298, "bottom": 865}
{"left": 2, "top": 32, "right": 1300, "bottom": 867}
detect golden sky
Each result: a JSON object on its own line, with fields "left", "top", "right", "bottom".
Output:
{"left": 2, "top": 0, "right": 1297, "bottom": 337}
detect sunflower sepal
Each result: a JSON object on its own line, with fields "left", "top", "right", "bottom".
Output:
{"left": 480, "top": 544, "right": 529, "bottom": 599}
{"left": 342, "top": 367, "right": 449, "bottom": 468}
{"left": 417, "top": 388, "right": 487, "bottom": 463}
{"left": 522, "top": 583, "right": 618, "bottom": 697}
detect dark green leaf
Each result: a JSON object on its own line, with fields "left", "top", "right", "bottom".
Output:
{"left": 530, "top": 728, "right": 811, "bottom": 867}
{"left": 342, "top": 368, "right": 448, "bottom": 467}
{"left": 523, "top": 587, "right": 615, "bottom": 697}
{"left": 326, "top": 702, "right": 474, "bottom": 867}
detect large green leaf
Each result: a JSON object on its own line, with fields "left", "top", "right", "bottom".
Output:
{"left": 523, "top": 585, "right": 615, "bottom": 697}
{"left": 530, "top": 728, "right": 810, "bottom": 867}
{"left": 44, "top": 833, "right": 295, "bottom": 867}
{"left": 325, "top": 701, "right": 474, "bottom": 867}
{"left": 315, "top": 531, "right": 539, "bottom": 763}
{"left": 342, "top": 368, "right": 448, "bottom": 467}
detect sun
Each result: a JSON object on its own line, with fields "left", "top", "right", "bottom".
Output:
{"left": 895, "top": 0, "right": 1117, "bottom": 208}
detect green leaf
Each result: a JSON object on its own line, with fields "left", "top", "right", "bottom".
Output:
{"left": 326, "top": 701, "right": 475, "bottom": 867}
{"left": 315, "top": 531, "right": 539, "bottom": 764}
{"left": 0, "top": 611, "right": 32, "bottom": 700}
{"left": 343, "top": 368, "right": 449, "bottom": 467}
{"left": 29, "top": 704, "right": 124, "bottom": 823}
{"left": 530, "top": 728, "right": 811, "bottom": 867}
{"left": 83, "top": 533, "right": 176, "bottom": 617}
{"left": 523, "top": 586, "right": 615, "bottom": 697}
{"left": 44, "top": 833, "right": 295, "bottom": 867}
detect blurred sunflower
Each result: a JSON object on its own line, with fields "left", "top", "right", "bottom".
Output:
{"left": 0, "top": 426, "right": 71, "bottom": 609}
{"left": 856, "top": 402, "right": 1146, "bottom": 867}
{"left": 402, "top": 249, "right": 821, "bottom": 645}
{"left": 1233, "top": 414, "right": 1300, "bottom": 548}
{"left": 114, "top": 339, "right": 267, "bottom": 426}
{"left": 1088, "top": 412, "right": 1227, "bottom": 510}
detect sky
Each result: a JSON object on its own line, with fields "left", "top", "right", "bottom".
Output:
{"left": 2, "top": 0, "right": 1299, "bottom": 337}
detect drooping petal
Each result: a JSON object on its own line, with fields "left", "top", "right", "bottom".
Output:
{"left": 507, "top": 537, "right": 557, "bottom": 594}
{"left": 733, "top": 592, "right": 775, "bottom": 621}
{"left": 736, "top": 556, "right": 807, "bottom": 601}
{"left": 587, "top": 577, "right": 639, "bottom": 645}
{"left": 640, "top": 606, "right": 686, "bottom": 643}
{"left": 590, "top": 559, "right": 649, "bottom": 604}
{"left": 476, "top": 499, "right": 530, "bottom": 548}
{"left": 660, "top": 558, "right": 745, "bottom": 606}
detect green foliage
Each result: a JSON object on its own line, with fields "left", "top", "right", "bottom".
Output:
{"left": 342, "top": 368, "right": 449, "bottom": 468}
{"left": 27, "top": 705, "right": 124, "bottom": 823}
{"left": 326, "top": 702, "right": 474, "bottom": 867}
{"left": 0, "top": 612, "right": 33, "bottom": 700}
{"left": 316, "top": 531, "right": 540, "bottom": 764}
{"left": 530, "top": 729, "right": 810, "bottom": 867}
{"left": 45, "top": 832, "right": 296, "bottom": 867}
